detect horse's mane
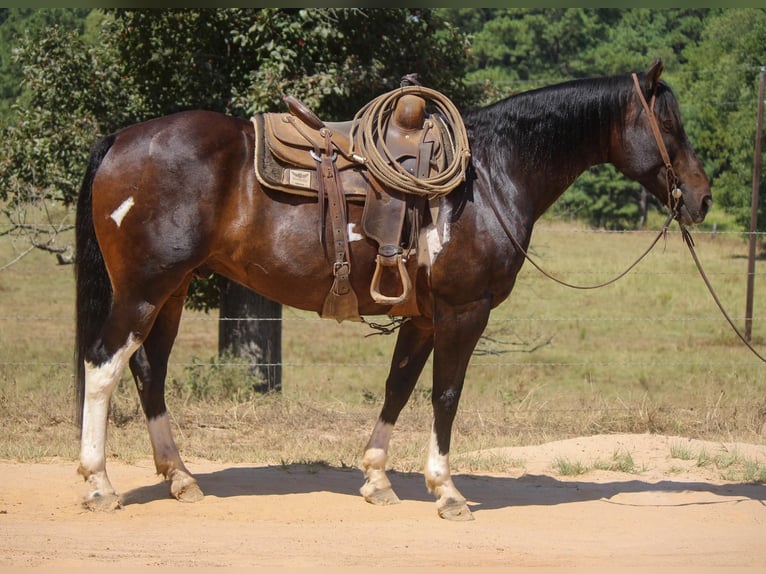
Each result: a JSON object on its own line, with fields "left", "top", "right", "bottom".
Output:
{"left": 463, "top": 72, "right": 678, "bottom": 177}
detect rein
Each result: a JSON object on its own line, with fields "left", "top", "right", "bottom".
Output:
{"left": 680, "top": 224, "right": 766, "bottom": 363}
{"left": 633, "top": 72, "right": 766, "bottom": 362}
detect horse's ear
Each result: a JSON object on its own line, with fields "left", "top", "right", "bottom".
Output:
{"left": 646, "top": 58, "right": 664, "bottom": 94}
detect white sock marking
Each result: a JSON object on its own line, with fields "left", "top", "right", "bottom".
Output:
{"left": 80, "top": 334, "right": 140, "bottom": 474}
{"left": 363, "top": 420, "right": 394, "bottom": 470}
{"left": 426, "top": 425, "right": 450, "bottom": 486}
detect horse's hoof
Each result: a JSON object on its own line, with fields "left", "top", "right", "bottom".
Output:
{"left": 437, "top": 498, "right": 474, "bottom": 521}
{"left": 174, "top": 482, "right": 204, "bottom": 503}
{"left": 83, "top": 492, "right": 122, "bottom": 512}
{"left": 360, "top": 482, "right": 401, "bottom": 506}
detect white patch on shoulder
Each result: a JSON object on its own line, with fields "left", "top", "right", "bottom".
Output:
{"left": 347, "top": 223, "right": 364, "bottom": 242}
{"left": 110, "top": 196, "right": 135, "bottom": 227}
{"left": 426, "top": 224, "right": 449, "bottom": 265}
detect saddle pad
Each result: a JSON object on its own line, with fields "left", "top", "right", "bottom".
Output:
{"left": 253, "top": 114, "right": 368, "bottom": 198}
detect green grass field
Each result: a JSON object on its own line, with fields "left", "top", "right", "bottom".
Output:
{"left": 1, "top": 207, "right": 765, "bottom": 470}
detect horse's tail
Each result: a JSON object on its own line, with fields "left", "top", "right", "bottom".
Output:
{"left": 74, "top": 134, "right": 116, "bottom": 428}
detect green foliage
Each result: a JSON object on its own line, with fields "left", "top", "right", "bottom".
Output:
{"left": 3, "top": 7, "right": 766, "bottom": 249}
{"left": 170, "top": 351, "right": 260, "bottom": 402}
{"left": 554, "top": 165, "right": 660, "bottom": 230}
{"left": 0, "top": 8, "right": 90, "bottom": 123}
{"left": 677, "top": 9, "right": 766, "bottom": 231}
{"left": 0, "top": 20, "right": 139, "bottom": 207}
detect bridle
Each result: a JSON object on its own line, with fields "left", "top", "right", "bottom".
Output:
{"left": 632, "top": 75, "right": 766, "bottom": 363}
{"left": 631, "top": 72, "right": 683, "bottom": 217}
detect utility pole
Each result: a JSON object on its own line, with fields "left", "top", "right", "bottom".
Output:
{"left": 745, "top": 66, "right": 765, "bottom": 341}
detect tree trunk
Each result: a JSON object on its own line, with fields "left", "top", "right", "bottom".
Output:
{"left": 218, "top": 278, "right": 282, "bottom": 393}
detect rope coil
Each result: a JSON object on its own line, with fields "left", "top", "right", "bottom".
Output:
{"left": 347, "top": 85, "right": 471, "bottom": 198}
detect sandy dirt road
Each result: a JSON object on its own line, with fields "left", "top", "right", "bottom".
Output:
{"left": 1, "top": 433, "right": 765, "bottom": 568}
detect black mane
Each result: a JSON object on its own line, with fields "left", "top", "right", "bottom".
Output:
{"left": 463, "top": 72, "right": 677, "bottom": 178}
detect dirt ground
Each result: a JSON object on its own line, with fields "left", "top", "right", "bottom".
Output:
{"left": 1, "top": 433, "right": 765, "bottom": 568}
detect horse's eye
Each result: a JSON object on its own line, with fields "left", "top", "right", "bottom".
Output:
{"left": 662, "top": 119, "right": 674, "bottom": 132}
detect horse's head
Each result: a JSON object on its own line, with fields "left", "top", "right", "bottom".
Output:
{"left": 613, "top": 59, "right": 712, "bottom": 226}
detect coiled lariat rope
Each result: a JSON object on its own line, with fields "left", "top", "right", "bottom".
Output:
{"left": 348, "top": 85, "right": 471, "bottom": 198}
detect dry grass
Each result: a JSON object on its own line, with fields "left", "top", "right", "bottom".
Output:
{"left": 1, "top": 207, "right": 766, "bottom": 472}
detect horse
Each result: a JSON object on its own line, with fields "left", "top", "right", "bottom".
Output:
{"left": 74, "top": 59, "right": 711, "bottom": 521}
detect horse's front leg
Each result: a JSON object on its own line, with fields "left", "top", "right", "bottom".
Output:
{"left": 427, "top": 296, "right": 491, "bottom": 521}
{"left": 361, "top": 317, "right": 434, "bottom": 505}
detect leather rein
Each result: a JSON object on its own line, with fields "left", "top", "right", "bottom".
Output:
{"left": 632, "top": 76, "right": 766, "bottom": 362}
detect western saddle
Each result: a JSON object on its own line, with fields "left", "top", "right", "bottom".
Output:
{"left": 251, "top": 77, "right": 469, "bottom": 322}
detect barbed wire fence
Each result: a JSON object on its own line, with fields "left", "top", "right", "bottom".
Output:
{"left": 1, "top": 225, "right": 766, "bottom": 431}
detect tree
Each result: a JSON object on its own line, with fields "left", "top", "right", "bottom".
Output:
{"left": 0, "top": 17, "right": 138, "bottom": 262}
{"left": 0, "top": 8, "right": 90, "bottom": 123}
{"left": 0, "top": 8, "right": 473, "bottom": 392}
{"left": 678, "top": 9, "right": 766, "bottom": 230}
{"left": 447, "top": 8, "right": 717, "bottom": 230}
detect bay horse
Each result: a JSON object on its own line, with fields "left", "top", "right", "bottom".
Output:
{"left": 74, "top": 59, "right": 711, "bottom": 520}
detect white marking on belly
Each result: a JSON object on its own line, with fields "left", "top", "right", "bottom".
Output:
{"left": 347, "top": 223, "right": 364, "bottom": 242}
{"left": 110, "top": 196, "right": 135, "bottom": 227}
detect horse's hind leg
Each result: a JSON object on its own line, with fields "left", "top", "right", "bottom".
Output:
{"left": 129, "top": 283, "right": 203, "bottom": 503}
{"left": 78, "top": 305, "right": 144, "bottom": 511}
{"left": 361, "top": 317, "right": 434, "bottom": 505}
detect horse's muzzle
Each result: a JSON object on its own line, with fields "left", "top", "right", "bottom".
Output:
{"left": 677, "top": 194, "right": 713, "bottom": 225}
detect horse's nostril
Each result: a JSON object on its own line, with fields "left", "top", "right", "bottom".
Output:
{"left": 702, "top": 196, "right": 713, "bottom": 215}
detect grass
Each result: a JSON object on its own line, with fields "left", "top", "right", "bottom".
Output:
{"left": 1, "top": 208, "right": 766, "bottom": 473}
{"left": 669, "top": 439, "right": 766, "bottom": 482}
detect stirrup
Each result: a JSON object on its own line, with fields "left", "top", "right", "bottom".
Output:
{"left": 369, "top": 253, "right": 411, "bottom": 306}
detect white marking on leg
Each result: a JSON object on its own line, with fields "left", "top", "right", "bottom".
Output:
{"left": 425, "top": 423, "right": 471, "bottom": 519}
{"left": 110, "top": 196, "right": 135, "bottom": 227}
{"left": 425, "top": 424, "right": 450, "bottom": 491}
{"left": 363, "top": 419, "right": 394, "bottom": 470}
{"left": 425, "top": 425, "right": 461, "bottom": 499}
{"left": 360, "top": 420, "right": 399, "bottom": 504}
{"left": 148, "top": 413, "right": 203, "bottom": 501}
{"left": 347, "top": 223, "right": 364, "bottom": 242}
{"left": 79, "top": 334, "right": 140, "bottom": 499}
